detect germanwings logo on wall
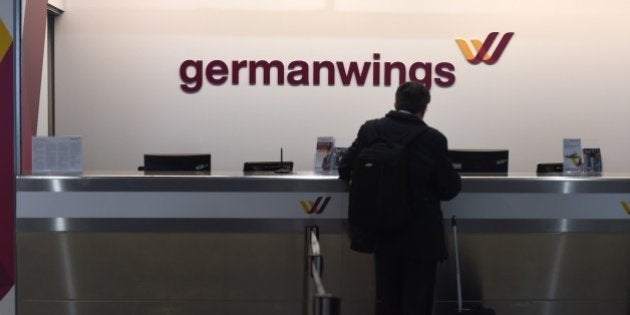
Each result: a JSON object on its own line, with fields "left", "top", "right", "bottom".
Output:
{"left": 300, "top": 196, "right": 331, "bottom": 214}
{"left": 621, "top": 201, "right": 630, "bottom": 215}
{"left": 456, "top": 32, "right": 514, "bottom": 65}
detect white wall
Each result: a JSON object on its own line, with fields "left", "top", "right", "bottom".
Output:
{"left": 36, "top": 19, "right": 48, "bottom": 136}
{"left": 54, "top": 0, "right": 630, "bottom": 172}
{"left": 36, "top": 0, "right": 65, "bottom": 137}
{"left": 0, "top": 2, "right": 13, "bottom": 38}
{"left": 48, "top": 0, "right": 65, "bottom": 12}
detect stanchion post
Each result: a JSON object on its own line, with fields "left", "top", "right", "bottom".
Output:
{"left": 314, "top": 294, "right": 341, "bottom": 315}
{"left": 304, "top": 225, "right": 341, "bottom": 315}
{"left": 303, "top": 225, "right": 319, "bottom": 315}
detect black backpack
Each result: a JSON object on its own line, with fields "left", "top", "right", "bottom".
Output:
{"left": 348, "top": 119, "right": 428, "bottom": 253}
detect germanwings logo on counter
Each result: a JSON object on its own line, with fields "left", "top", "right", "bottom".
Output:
{"left": 456, "top": 32, "right": 514, "bottom": 65}
{"left": 621, "top": 201, "right": 630, "bottom": 215}
{"left": 301, "top": 196, "right": 331, "bottom": 214}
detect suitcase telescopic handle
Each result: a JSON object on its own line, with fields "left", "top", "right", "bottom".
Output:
{"left": 451, "top": 215, "right": 464, "bottom": 313}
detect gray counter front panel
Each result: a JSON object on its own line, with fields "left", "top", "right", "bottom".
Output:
{"left": 18, "top": 230, "right": 630, "bottom": 315}
{"left": 15, "top": 173, "right": 630, "bottom": 315}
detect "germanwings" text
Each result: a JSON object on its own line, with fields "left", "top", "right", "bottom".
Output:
{"left": 179, "top": 53, "right": 455, "bottom": 92}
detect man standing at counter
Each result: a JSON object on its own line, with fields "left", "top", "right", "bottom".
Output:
{"left": 339, "top": 81, "right": 461, "bottom": 315}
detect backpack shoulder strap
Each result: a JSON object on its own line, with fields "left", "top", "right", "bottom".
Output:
{"left": 401, "top": 124, "right": 430, "bottom": 147}
{"left": 364, "top": 119, "right": 382, "bottom": 144}
{"left": 368, "top": 119, "right": 429, "bottom": 146}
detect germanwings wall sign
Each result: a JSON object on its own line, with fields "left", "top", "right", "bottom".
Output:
{"left": 179, "top": 32, "right": 515, "bottom": 92}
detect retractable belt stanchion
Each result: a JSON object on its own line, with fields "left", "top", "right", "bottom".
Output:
{"left": 304, "top": 226, "right": 341, "bottom": 315}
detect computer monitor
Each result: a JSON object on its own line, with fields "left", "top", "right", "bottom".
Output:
{"left": 448, "top": 149, "right": 509, "bottom": 175}
{"left": 143, "top": 154, "right": 211, "bottom": 173}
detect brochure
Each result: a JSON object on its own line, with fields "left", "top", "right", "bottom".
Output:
{"left": 314, "top": 137, "right": 335, "bottom": 174}
{"left": 563, "top": 138, "right": 582, "bottom": 175}
{"left": 582, "top": 148, "right": 602, "bottom": 175}
{"left": 331, "top": 147, "right": 349, "bottom": 172}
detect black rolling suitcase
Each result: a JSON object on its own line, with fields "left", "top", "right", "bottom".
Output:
{"left": 451, "top": 216, "right": 496, "bottom": 315}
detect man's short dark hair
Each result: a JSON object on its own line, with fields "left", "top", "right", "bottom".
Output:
{"left": 394, "top": 81, "right": 431, "bottom": 114}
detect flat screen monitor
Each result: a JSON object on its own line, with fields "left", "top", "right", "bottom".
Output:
{"left": 143, "top": 154, "right": 211, "bottom": 173}
{"left": 448, "top": 150, "right": 508, "bottom": 175}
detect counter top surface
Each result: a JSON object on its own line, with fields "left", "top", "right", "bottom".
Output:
{"left": 16, "top": 172, "right": 630, "bottom": 193}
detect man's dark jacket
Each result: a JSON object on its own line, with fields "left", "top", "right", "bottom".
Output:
{"left": 339, "top": 110, "right": 461, "bottom": 260}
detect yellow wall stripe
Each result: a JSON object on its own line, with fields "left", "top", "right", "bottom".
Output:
{"left": 0, "top": 21, "right": 13, "bottom": 61}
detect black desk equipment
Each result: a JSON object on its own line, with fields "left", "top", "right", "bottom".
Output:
{"left": 536, "top": 162, "right": 563, "bottom": 175}
{"left": 142, "top": 154, "right": 211, "bottom": 173}
{"left": 448, "top": 149, "right": 509, "bottom": 175}
{"left": 243, "top": 161, "right": 293, "bottom": 173}
{"left": 243, "top": 148, "right": 293, "bottom": 174}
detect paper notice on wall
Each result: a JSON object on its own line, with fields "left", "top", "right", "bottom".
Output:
{"left": 32, "top": 136, "right": 83, "bottom": 174}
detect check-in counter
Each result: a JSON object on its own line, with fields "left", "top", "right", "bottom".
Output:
{"left": 16, "top": 173, "right": 630, "bottom": 315}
